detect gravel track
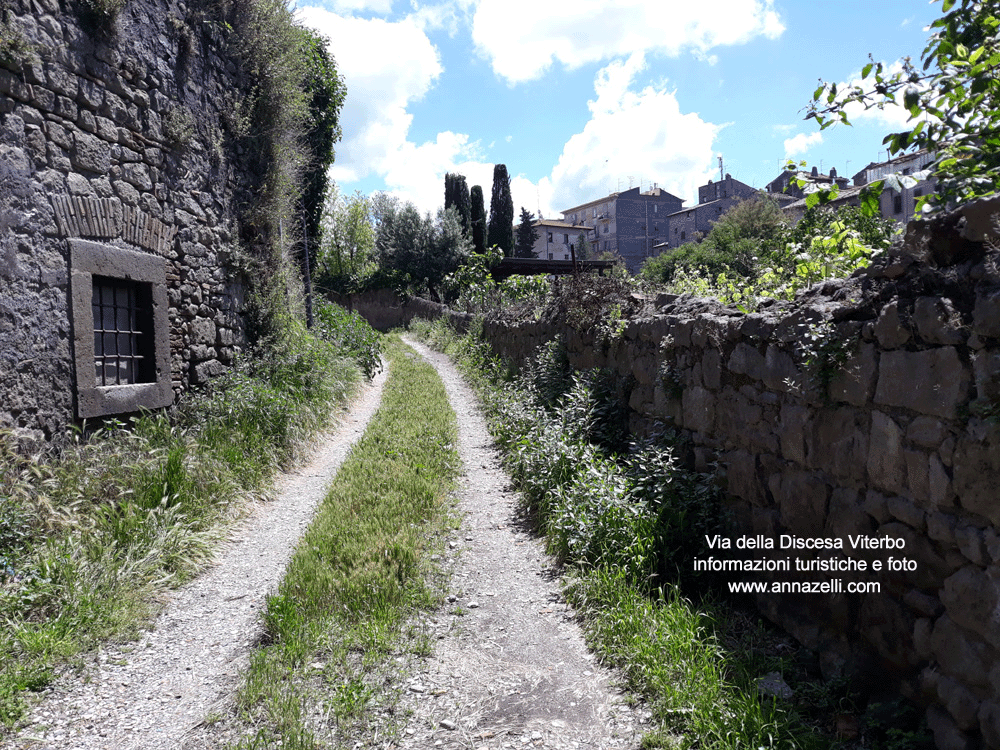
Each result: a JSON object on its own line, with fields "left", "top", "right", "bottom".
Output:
{"left": 7, "top": 339, "right": 649, "bottom": 750}
{"left": 5, "top": 366, "right": 388, "bottom": 750}
{"left": 398, "top": 339, "right": 646, "bottom": 750}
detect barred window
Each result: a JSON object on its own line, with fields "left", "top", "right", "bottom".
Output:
{"left": 92, "top": 276, "right": 154, "bottom": 386}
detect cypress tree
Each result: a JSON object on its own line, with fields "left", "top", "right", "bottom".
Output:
{"left": 487, "top": 164, "right": 514, "bottom": 256}
{"left": 470, "top": 184, "right": 487, "bottom": 255}
{"left": 514, "top": 207, "right": 538, "bottom": 258}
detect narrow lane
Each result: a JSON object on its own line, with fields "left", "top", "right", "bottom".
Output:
{"left": 6, "top": 368, "right": 388, "bottom": 750}
{"left": 400, "top": 339, "right": 646, "bottom": 750}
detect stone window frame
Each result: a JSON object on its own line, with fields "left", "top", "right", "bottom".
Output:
{"left": 69, "top": 239, "right": 173, "bottom": 419}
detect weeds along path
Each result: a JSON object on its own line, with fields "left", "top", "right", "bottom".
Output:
{"left": 4, "top": 366, "right": 389, "bottom": 750}
{"left": 401, "top": 338, "right": 646, "bottom": 750}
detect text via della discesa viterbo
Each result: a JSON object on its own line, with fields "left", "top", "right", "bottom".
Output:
{"left": 695, "top": 534, "right": 913, "bottom": 595}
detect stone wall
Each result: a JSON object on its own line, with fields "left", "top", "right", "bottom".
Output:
{"left": 1, "top": 0, "right": 249, "bottom": 442}
{"left": 477, "top": 198, "right": 1000, "bottom": 750}
{"left": 346, "top": 199, "right": 1000, "bottom": 749}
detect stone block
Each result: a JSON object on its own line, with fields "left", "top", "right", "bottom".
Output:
{"left": 954, "top": 429, "right": 1000, "bottom": 524}
{"left": 681, "top": 386, "right": 714, "bottom": 434}
{"left": 905, "top": 589, "right": 943, "bottom": 618}
{"left": 980, "top": 701, "right": 1000, "bottom": 749}
{"left": 770, "top": 470, "right": 829, "bottom": 537}
{"left": 857, "top": 594, "right": 917, "bottom": 669}
{"left": 973, "top": 351, "right": 1000, "bottom": 402}
{"left": 724, "top": 449, "right": 760, "bottom": 504}
{"left": 907, "top": 416, "right": 949, "bottom": 448}
{"left": 809, "top": 406, "right": 868, "bottom": 480}
{"left": 933, "top": 615, "right": 994, "bottom": 687}
{"left": 728, "top": 342, "right": 764, "bottom": 380}
{"left": 763, "top": 344, "right": 799, "bottom": 392}
{"left": 941, "top": 565, "right": 1000, "bottom": 649}
{"left": 702, "top": 347, "right": 721, "bottom": 390}
{"left": 874, "top": 299, "right": 911, "bottom": 349}
{"left": 914, "top": 617, "right": 933, "bottom": 657}
{"left": 905, "top": 449, "right": 931, "bottom": 507}
{"left": 824, "top": 487, "right": 874, "bottom": 540}
{"left": 863, "top": 490, "right": 891, "bottom": 523}
{"left": 937, "top": 675, "right": 981, "bottom": 731}
{"left": 956, "top": 525, "right": 988, "bottom": 566}
{"left": 974, "top": 289, "right": 1000, "bottom": 338}
{"left": 71, "top": 130, "right": 110, "bottom": 174}
{"left": 828, "top": 342, "right": 877, "bottom": 406}
{"left": 927, "top": 706, "right": 976, "bottom": 750}
{"left": 887, "top": 496, "right": 926, "bottom": 531}
{"left": 192, "top": 358, "right": 226, "bottom": 385}
{"left": 189, "top": 318, "right": 216, "bottom": 346}
{"left": 875, "top": 348, "right": 971, "bottom": 420}
{"left": 779, "top": 403, "right": 809, "bottom": 464}
{"left": 868, "top": 411, "right": 905, "bottom": 494}
{"left": 914, "top": 296, "right": 965, "bottom": 345}
{"left": 929, "top": 512, "right": 958, "bottom": 545}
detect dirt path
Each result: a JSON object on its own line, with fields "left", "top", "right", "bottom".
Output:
{"left": 5, "top": 367, "right": 389, "bottom": 750}
{"left": 398, "top": 339, "right": 646, "bottom": 750}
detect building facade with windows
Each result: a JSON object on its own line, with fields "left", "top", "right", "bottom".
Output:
{"left": 530, "top": 219, "right": 589, "bottom": 261}
{"left": 559, "top": 186, "right": 684, "bottom": 272}
{"left": 852, "top": 150, "right": 936, "bottom": 225}
{"left": 1, "top": 1, "right": 253, "bottom": 443}
{"left": 662, "top": 173, "right": 760, "bottom": 250}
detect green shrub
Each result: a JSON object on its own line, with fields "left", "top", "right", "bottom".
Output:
{"left": 312, "top": 298, "right": 383, "bottom": 379}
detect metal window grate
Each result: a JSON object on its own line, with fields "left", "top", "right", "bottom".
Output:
{"left": 92, "top": 276, "right": 153, "bottom": 386}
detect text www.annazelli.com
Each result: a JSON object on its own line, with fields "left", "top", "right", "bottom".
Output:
{"left": 727, "top": 580, "right": 881, "bottom": 594}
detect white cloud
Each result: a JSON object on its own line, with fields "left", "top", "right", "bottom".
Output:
{"left": 471, "top": 0, "right": 784, "bottom": 84}
{"left": 312, "top": 0, "right": 395, "bottom": 16}
{"left": 783, "top": 131, "right": 823, "bottom": 158}
{"left": 537, "top": 54, "right": 719, "bottom": 214}
{"left": 297, "top": 7, "right": 488, "bottom": 213}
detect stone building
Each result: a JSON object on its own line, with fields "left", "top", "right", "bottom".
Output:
{"left": 853, "top": 150, "right": 937, "bottom": 225}
{"left": 661, "top": 173, "right": 760, "bottom": 250}
{"left": 1, "top": 1, "right": 259, "bottom": 443}
{"left": 530, "top": 218, "right": 589, "bottom": 261}
{"left": 559, "top": 185, "right": 684, "bottom": 272}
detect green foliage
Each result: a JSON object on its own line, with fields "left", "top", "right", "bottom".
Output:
{"left": 75, "top": 0, "right": 126, "bottom": 33}
{"left": 315, "top": 184, "right": 376, "bottom": 294}
{"left": 0, "top": 327, "right": 359, "bottom": 727}
{"left": 807, "top": 0, "right": 1000, "bottom": 212}
{"left": 644, "top": 201, "right": 895, "bottom": 310}
{"left": 443, "top": 245, "right": 549, "bottom": 313}
{"left": 469, "top": 185, "right": 487, "bottom": 255}
{"left": 221, "top": 0, "right": 344, "bottom": 342}
{"left": 514, "top": 207, "right": 539, "bottom": 258}
{"left": 0, "top": 7, "right": 34, "bottom": 69}
{"left": 298, "top": 27, "right": 347, "bottom": 267}
{"left": 487, "top": 164, "right": 515, "bottom": 256}
{"left": 312, "top": 298, "right": 383, "bottom": 378}
{"left": 444, "top": 173, "right": 472, "bottom": 238}
{"left": 374, "top": 202, "right": 471, "bottom": 299}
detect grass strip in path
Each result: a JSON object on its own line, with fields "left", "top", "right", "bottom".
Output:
{"left": 226, "top": 335, "right": 459, "bottom": 750}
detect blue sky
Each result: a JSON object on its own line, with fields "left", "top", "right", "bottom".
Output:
{"left": 295, "top": 0, "right": 942, "bottom": 219}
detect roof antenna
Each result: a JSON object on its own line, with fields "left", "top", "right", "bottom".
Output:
{"left": 718, "top": 155, "right": 724, "bottom": 181}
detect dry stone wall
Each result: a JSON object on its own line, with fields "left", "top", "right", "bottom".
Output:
{"left": 474, "top": 199, "right": 1000, "bottom": 750}
{"left": 1, "top": 0, "right": 248, "bottom": 442}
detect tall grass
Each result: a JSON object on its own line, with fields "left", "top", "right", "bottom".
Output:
{"left": 226, "top": 335, "right": 458, "bottom": 749}
{"left": 0, "top": 320, "right": 367, "bottom": 731}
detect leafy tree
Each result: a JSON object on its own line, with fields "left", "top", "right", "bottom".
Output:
{"left": 487, "top": 164, "right": 515, "bottom": 255}
{"left": 297, "top": 28, "right": 347, "bottom": 267}
{"left": 316, "top": 185, "right": 375, "bottom": 292}
{"left": 514, "top": 207, "right": 539, "bottom": 258}
{"left": 470, "top": 185, "right": 487, "bottom": 254}
{"left": 575, "top": 232, "right": 590, "bottom": 260}
{"left": 375, "top": 202, "right": 470, "bottom": 299}
{"left": 444, "top": 173, "right": 472, "bottom": 238}
{"left": 640, "top": 194, "right": 787, "bottom": 283}
{"left": 807, "top": 0, "right": 1000, "bottom": 212}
